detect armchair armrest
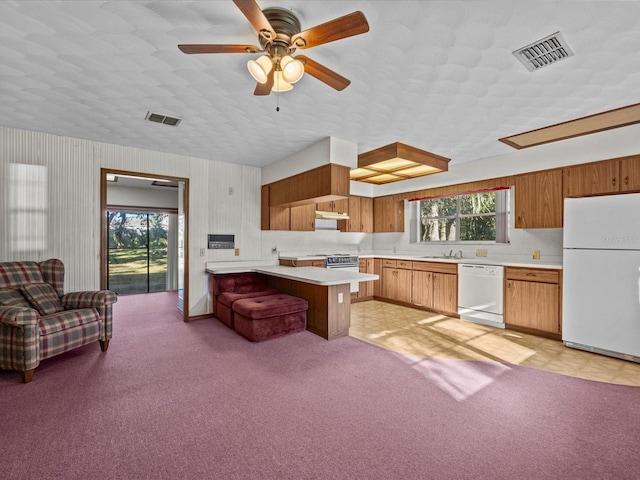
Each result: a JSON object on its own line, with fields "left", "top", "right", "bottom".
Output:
{"left": 0, "top": 305, "right": 39, "bottom": 327}
{"left": 62, "top": 290, "right": 118, "bottom": 309}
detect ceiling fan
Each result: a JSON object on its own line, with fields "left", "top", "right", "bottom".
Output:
{"left": 178, "top": 0, "right": 369, "bottom": 95}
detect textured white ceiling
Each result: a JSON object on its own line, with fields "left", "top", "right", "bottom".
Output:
{"left": 1, "top": 0, "right": 639, "bottom": 169}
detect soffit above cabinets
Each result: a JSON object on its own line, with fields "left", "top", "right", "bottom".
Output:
{"left": 499, "top": 103, "right": 640, "bottom": 149}
{"left": 351, "top": 143, "right": 450, "bottom": 185}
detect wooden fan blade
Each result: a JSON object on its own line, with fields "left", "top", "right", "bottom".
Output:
{"left": 291, "top": 11, "right": 369, "bottom": 49}
{"left": 178, "top": 44, "right": 260, "bottom": 54}
{"left": 232, "top": 0, "right": 276, "bottom": 41}
{"left": 297, "top": 55, "right": 351, "bottom": 91}
{"left": 254, "top": 68, "right": 274, "bottom": 95}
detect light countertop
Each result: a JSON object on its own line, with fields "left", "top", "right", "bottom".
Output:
{"left": 206, "top": 263, "right": 379, "bottom": 286}
{"left": 277, "top": 253, "right": 562, "bottom": 270}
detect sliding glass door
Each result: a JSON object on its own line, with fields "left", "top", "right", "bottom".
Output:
{"left": 107, "top": 211, "right": 175, "bottom": 295}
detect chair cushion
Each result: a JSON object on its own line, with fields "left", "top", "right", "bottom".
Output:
{"left": 39, "top": 308, "right": 100, "bottom": 336}
{"left": 0, "top": 288, "right": 31, "bottom": 308}
{"left": 232, "top": 294, "right": 308, "bottom": 320}
{"left": 21, "top": 283, "right": 64, "bottom": 316}
{"left": 217, "top": 288, "right": 280, "bottom": 307}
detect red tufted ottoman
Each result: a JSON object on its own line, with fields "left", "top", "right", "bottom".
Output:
{"left": 232, "top": 294, "right": 308, "bottom": 342}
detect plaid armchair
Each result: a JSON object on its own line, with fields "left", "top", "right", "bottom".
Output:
{"left": 0, "top": 259, "right": 117, "bottom": 383}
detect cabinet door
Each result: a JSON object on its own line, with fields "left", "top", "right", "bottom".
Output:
{"left": 411, "top": 271, "right": 433, "bottom": 308}
{"left": 563, "top": 160, "right": 619, "bottom": 197}
{"left": 381, "top": 267, "right": 396, "bottom": 299}
{"left": 620, "top": 155, "right": 640, "bottom": 192}
{"left": 395, "top": 268, "right": 412, "bottom": 303}
{"left": 505, "top": 280, "right": 560, "bottom": 334}
{"left": 316, "top": 200, "right": 333, "bottom": 211}
{"left": 290, "top": 204, "right": 316, "bottom": 231}
{"left": 373, "top": 196, "right": 404, "bottom": 232}
{"left": 360, "top": 196, "right": 373, "bottom": 233}
{"left": 373, "top": 258, "right": 382, "bottom": 297}
{"left": 269, "top": 206, "right": 290, "bottom": 230}
{"left": 432, "top": 273, "right": 457, "bottom": 314}
{"left": 347, "top": 196, "right": 361, "bottom": 232}
{"left": 332, "top": 198, "right": 349, "bottom": 213}
{"left": 514, "top": 169, "right": 563, "bottom": 228}
{"left": 358, "top": 258, "right": 374, "bottom": 297}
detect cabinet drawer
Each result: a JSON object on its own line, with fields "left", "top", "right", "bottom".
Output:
{"left": 382, "top": 259, "right": 397, "bottom": 267}
{"left": 505, "top": 267, "right": 560, "bottom": 284}
{"left": 397, "top": 260, "right": 412, "bottom": 269}
{"left": 412, "top": 261, "right": 457, "bottom": 275}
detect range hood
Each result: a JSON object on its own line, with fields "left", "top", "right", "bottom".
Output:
{"left": 315, "top": 210, "right": 350, "bottom": 220}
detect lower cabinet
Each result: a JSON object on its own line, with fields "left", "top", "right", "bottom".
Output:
{"left": 381, "top": 259, "right": 412, "bottom": 303}
{"left": 504, "top": 267, "right": 562, "bottom": 337}
{"left": 411, "top": 261, "right": 458, "bottom": 315}
{"left": 355, "top": 258, "right": 375, "bottom": 300}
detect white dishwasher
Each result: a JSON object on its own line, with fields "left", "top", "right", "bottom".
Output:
{"left": 457, "top": 263, "right": 505, "bottom": 329}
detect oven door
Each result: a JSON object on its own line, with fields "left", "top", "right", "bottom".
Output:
{"left": 326, "top": 265, "right": 360, "bottom": 293}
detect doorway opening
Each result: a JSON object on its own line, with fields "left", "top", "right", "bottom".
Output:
{"left": 100, "top": 170, "right": 189, "bottom": 320}
{"left": 107, "top": 210, "right": 177, "bottom": 295}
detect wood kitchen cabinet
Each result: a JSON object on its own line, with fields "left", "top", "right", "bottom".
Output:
{"left": 289, "top": 204, "right": 316, "bottom": 231}
{"left": 338, "top": 195, "right": 374, "bottom": 233}
{"left": 373, "top": 196, "right": 404, "bottom": 233}
{"left": 373, "top": 258, "right": 382, "bottom": 297}
{"left": 514, "top": 169, "right": 563, "bottom": 229}
{"left": 354, "top": 258, "right": 375, "bottom": 300}
{"left": 279, "top": 259, "right": 325, "bottom": 267}
{"left": 563, "top": 159, "right": 619, "bottom": 197}
{"left": 317, "top": 198, "right": 348, "bottom": 213}
{"left": 619, "top": 155, "right": 640, "bottom": 192}
{"left": 261, "top": 185, "right": 290, "bottom": 230}
{"left": 504, "top": 267, "right": 562, "bottom": 338}
{"left": 381, "top": 259, "right": 412, "bottom": 303}
{"left": 412, "top": 261, "right": 458, "bottom": 315}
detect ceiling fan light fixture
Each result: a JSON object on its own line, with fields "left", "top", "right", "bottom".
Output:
{"left": 280, "top": 55, "right": 304, "bottom": 84}
{"left": 272, "top": 71, "right": 293, "bottom": 92}
{"left": 247, "top": 55, "right": 273, "bottom": 84}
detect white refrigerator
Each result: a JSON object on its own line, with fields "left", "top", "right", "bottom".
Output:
{"left": 563, "top": 193, "right": 640, "bottom": 361}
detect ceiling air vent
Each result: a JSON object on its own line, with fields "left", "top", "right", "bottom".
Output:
{"left": 145, "top": 111, "right": 182, "bottom": 127}
{"left": 513, "top": 31, "right": 574, "bottom": 72}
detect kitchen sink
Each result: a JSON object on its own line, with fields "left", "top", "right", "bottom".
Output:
{"left": 421, "top": 255, "right": 459, "bottom": 259}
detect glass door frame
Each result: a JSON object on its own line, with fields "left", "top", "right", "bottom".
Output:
{"left": 100, "top": 169, "right": 190, "bottom": 321}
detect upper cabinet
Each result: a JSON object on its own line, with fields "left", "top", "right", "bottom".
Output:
{"left": 514, "top": 169, "right": 563, "bottom": 229}
{"left": 317, "top": 198, "right": 349, "bottom": 213}
{"left": 261, "top": 185, "right": 290, "bottom": 230}
{"left": 620, "top": 155, "right": 640, "bottom": 192}
{"left": 373, "top": 196, "right": 404, "bottom": 232}
{"left": 563, "top": 159, "right": 619, "bottom": 197}
{"left": 290, "top": 204, "right": 316, "bottom": 231}
{"left": 337, "top": 196, "right": 374, "bottom": 233}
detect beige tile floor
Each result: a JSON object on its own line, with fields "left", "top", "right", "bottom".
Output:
{"left": 350, "top": 301, "right": 640, "bottom": 386}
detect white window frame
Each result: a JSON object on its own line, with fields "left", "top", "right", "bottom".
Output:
{"left": 412, "top": 189, "right": 510, "bottom": 244}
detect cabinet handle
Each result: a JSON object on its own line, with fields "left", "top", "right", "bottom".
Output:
{"left": 612, "top": 177, "right": 616, "bottom": 186}
{"left": 625, "top": 175, "right": 629, "bottom": 185}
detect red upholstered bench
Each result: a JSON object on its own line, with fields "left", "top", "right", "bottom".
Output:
{"left": 212, "top": 273, "right": 280, "bottom": 328}
{"left": 232, "top": 294, "right": 308, "bottom": 342}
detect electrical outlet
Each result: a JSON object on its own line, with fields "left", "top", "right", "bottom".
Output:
{"left": 234, "top": 248, "right": 240, "bottom": 256}
{"left": 476, "top": 249, "right": 488, "bottom": 257}
{"left": 533, "top": 249, "right": 540, "bottom": 259}
{"left": 393, "top": 246, "right": 397, "bottom": 254}
{"left": 338, "top": 293, "right": 344, "bottom": 303}
{"left": 200, "top": 248, "right": 205, "bottom": 257}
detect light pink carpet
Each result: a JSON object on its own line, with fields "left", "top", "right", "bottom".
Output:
{"left": 1, "top": 292, "right": 638, "bottom": 479}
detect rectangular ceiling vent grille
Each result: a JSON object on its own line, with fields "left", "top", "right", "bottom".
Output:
{"left": 513, "top": 31, "right": 574, "bottom": 72}
{"left": 145, "top": 111, "right": 182, "bottom": 126}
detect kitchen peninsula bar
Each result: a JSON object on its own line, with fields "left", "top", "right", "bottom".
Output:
{"left": 206, "top": 263, "right": 378, "bottom": 340}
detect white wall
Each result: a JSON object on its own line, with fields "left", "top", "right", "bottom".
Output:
{"left": 0, "top": 125, "right": 261, "bottom": 316}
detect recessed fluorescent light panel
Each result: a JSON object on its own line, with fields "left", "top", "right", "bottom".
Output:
{"left": 513, "top": 31, "right": 574, "bottom": 72}
{"left": 145, "top": 111, "right": 182, "bottom": 127}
